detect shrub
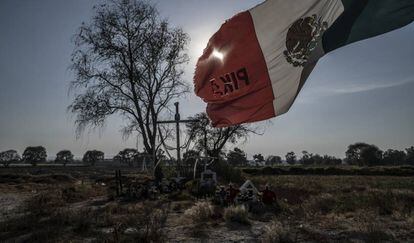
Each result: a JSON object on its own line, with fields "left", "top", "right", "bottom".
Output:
{"left": 262, "top": 220, "right": 295, "bottom": 243}
{"left": 184, "top": 201, "right": 214, "bottom": 224}
{"left": 122, "top": 203, "right": 169, "bottom": 242}
{"left": 224, "top": 205, "right": 249, "bottom": 225}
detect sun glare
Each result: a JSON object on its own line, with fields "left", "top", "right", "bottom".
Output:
{"left": 212, "top": 50, "right": 224, "bottom": 61}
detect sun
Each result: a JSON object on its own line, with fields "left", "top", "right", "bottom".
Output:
{"left": 212, "top": 50, "right": 224, "bottom": 61}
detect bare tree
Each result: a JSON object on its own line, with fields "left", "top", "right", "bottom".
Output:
{"left": 69, "top": 0, "right": 189, "bottom": 156}
{"left": 186, "top": 113, "right": 258, "bottom": 159}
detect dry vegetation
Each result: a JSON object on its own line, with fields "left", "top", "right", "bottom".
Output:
{"left": 223, "top": 205, "right": 250, "bottom": 225}
{"left": 1, "top": 166, "right": 414, "bottom": 242}
{"left": 184, "top": 201, "right": 214, "bottom": 224}
{"left": 251, "top": 175, "right": 414, "bottom": 242}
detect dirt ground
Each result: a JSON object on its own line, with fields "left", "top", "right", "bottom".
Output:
{"left": 1, "top": 166, "right": 413, "bottom": 242}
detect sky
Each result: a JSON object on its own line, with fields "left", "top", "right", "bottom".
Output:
{"left": 0, "top": 0, "right": 413, "bottom": 159}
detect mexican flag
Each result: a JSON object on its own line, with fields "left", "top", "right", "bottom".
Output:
{"left": 194, "top": 0, "right": 414, "bottom": 127}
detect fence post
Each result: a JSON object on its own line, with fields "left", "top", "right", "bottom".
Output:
{"left": 118, "top": 170, "right": 123, "bottom": 194}
{"left": 115, "top": 170, "right": 119, "bottom": 196}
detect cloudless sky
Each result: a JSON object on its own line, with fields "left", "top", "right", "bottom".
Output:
{"left": 0, "top": 0, "right": 413, "bottom": 159}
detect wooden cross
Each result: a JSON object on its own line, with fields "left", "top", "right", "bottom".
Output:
{"left": 156, "top": 102, "right": 198, "bottom": 165}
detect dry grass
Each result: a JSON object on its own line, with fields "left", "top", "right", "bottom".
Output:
{"left": 1, "top": 200, "right": 170, "bottom": 242}
{"left": 244, "top": 166, "right": 414, "bottom": 177}
{"left": 0, "top": 207, "right": 97, "bottom": 242}
{"left": 184, "top": 200, "right": 214, "bottom": 224}
{"left": 123, "top": 203, "right": 169, "bottom": 242}
{"left": 0, "top": 173, "right": 75, "bottom": 184}
{"left": 223, "top": 205, "right": 250, "bottom": 225}
{"left": 248, "top": 175, "right": 414, "bottom": 242}
{"left": 24, "top": 190, "right": 67, "bottom": 216}
{"left": 2, "top": 167, "right": 414, "bottom": 242}
{"left": 301, "top": 189, "right": 414, "bottom": 218}
{"left": 0, "top": 176, "right": 169, "bottom": 243}
{"left": 261, "top": 220, "right": 295, "bottom": 243}
{"left": 352, "top": 211, "right": 395, "bottom": 242}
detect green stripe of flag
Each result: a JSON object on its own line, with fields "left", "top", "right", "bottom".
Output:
{"left": 323, "top": 0, "right": 414, "bottom": 53}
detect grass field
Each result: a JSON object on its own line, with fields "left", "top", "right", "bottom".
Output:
{"left": 249, "top": 175, "right": 414, "bottom": 242}
{"left": 1, "top": 166, "right": 413, "bottom": 242}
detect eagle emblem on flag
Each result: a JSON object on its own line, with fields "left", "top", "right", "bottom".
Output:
{"left": 284, "top": 14, "right": 328, "bottom": 67}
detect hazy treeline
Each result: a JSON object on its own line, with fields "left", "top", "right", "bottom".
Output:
{"left": 0, "top": 147, "right": 105, "bottom": 167}
{"left": 1, "top": 142, "right": 413, "bottom": 167}
{"left": 259, "top": 143, "right": 414, "bottom": 167}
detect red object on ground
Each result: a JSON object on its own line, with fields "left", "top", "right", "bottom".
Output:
{"left": 261, "top": 189, "right": 277, "bottom": 204}
{"left": 226, "top": 187, "right": 240, "bottom": 203}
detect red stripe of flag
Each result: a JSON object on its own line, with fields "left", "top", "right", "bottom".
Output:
{"left": 194, "top": 11, "right": 275, "bottom": 127}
